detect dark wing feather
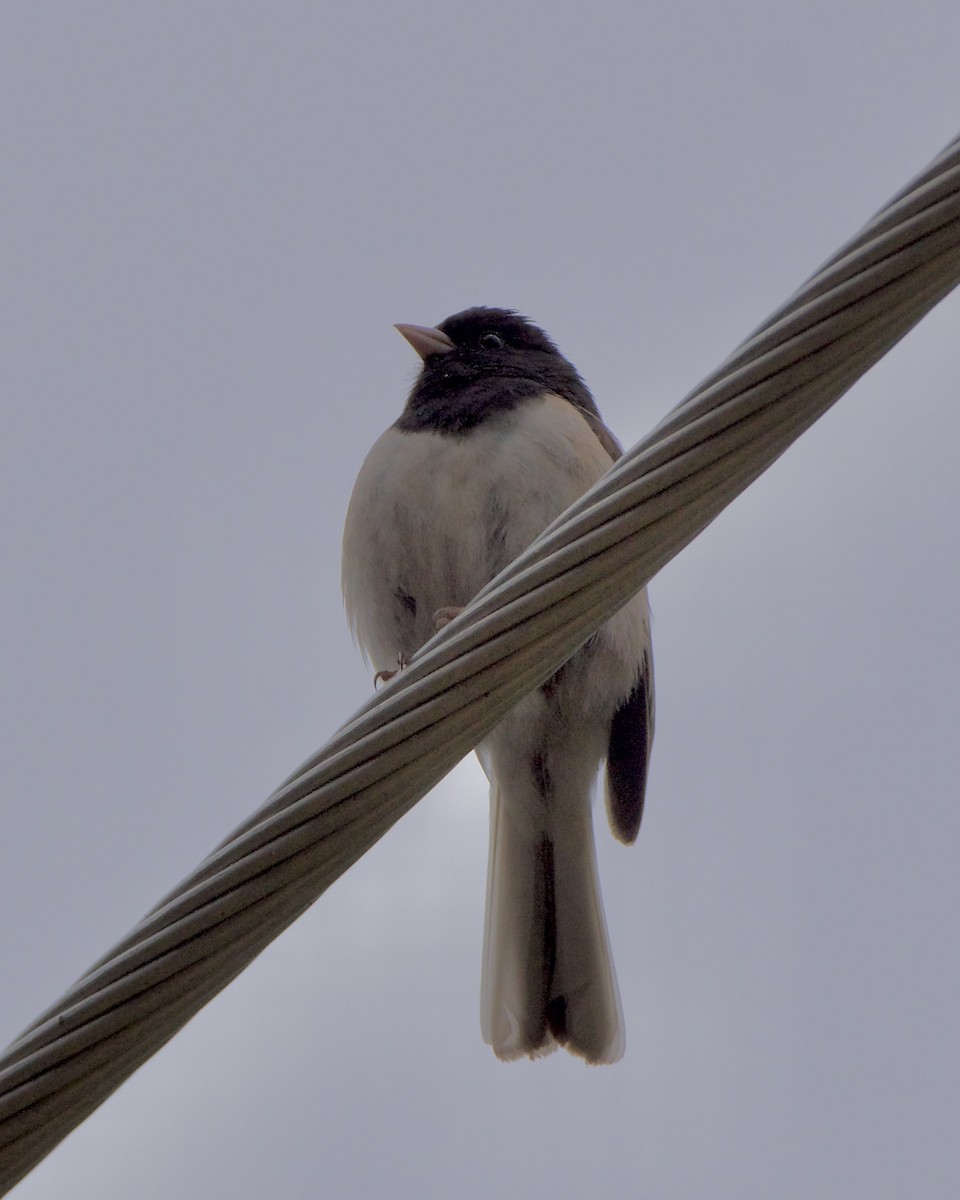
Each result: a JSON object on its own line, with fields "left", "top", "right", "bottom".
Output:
{"left": 579, "top": 409, "right": 655, "bottom": 844}
{"left": 605, "top": 646, "right": 655, "bottom": 844}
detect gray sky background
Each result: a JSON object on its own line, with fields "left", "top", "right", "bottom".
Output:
{"left": 2, "top": 4, "right": 959, "bottom": 1197}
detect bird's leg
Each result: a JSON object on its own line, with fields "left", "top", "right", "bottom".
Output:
{"left": 374, "top": 651, "right": 408, "bottom": 687}
{"left": 434, "top": 606, "right": 464, "bottom": 631}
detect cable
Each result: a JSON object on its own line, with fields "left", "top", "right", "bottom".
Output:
{"left": 1, "top": 133, "right": 958, "bottom": 1196}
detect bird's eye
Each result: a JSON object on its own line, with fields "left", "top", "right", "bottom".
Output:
{"left": 479, "top": 332, "right": 504, "bottom": 350}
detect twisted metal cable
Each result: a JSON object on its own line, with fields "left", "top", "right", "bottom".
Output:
{"left": 2, "top": 133, "right": 958, "bottom": 1195}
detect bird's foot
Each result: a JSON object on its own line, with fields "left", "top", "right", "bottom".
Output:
{"left": 374, "top": 652, "right": 408, "bottom": 687}
{"left": 434, "top": 606, "right": 465, "bottom": 631}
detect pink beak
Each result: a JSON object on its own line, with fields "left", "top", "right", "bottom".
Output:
{"left": 395, "top": 323, "right": 456, "bottom": 360}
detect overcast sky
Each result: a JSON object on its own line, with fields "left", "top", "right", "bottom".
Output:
{"left": 2, "top": 3, "right": 959, "bottom": 1197}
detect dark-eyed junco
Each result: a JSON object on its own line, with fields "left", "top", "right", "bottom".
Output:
{"left": 342, "top": 307, "right": 654, "bottom": 1063}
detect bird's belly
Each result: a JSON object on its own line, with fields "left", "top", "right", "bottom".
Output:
{"left": 342, "top": 393, "right": 621, "bottom": 670}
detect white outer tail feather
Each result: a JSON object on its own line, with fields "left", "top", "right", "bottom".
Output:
{"left": 480, "top": 779, "right": 625, "bottom": 1064}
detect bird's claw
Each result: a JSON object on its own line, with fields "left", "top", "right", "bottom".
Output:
{"left": 374, "top": 652, "right": 408, "bottom": 687}
{"left": 434, "top": 606, "right": 464, "bottom": 631}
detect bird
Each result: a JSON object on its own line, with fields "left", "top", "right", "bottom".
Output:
{"left": 341, "top": 307, "right": 654, "bottom": 1063}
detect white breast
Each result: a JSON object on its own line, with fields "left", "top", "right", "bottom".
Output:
{"left": 342, "top": 393, "right": 621, "bottom": 672}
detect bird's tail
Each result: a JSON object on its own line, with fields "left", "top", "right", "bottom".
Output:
{"left": 480, "top": 776, "right": 624, "bottom": 1064}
